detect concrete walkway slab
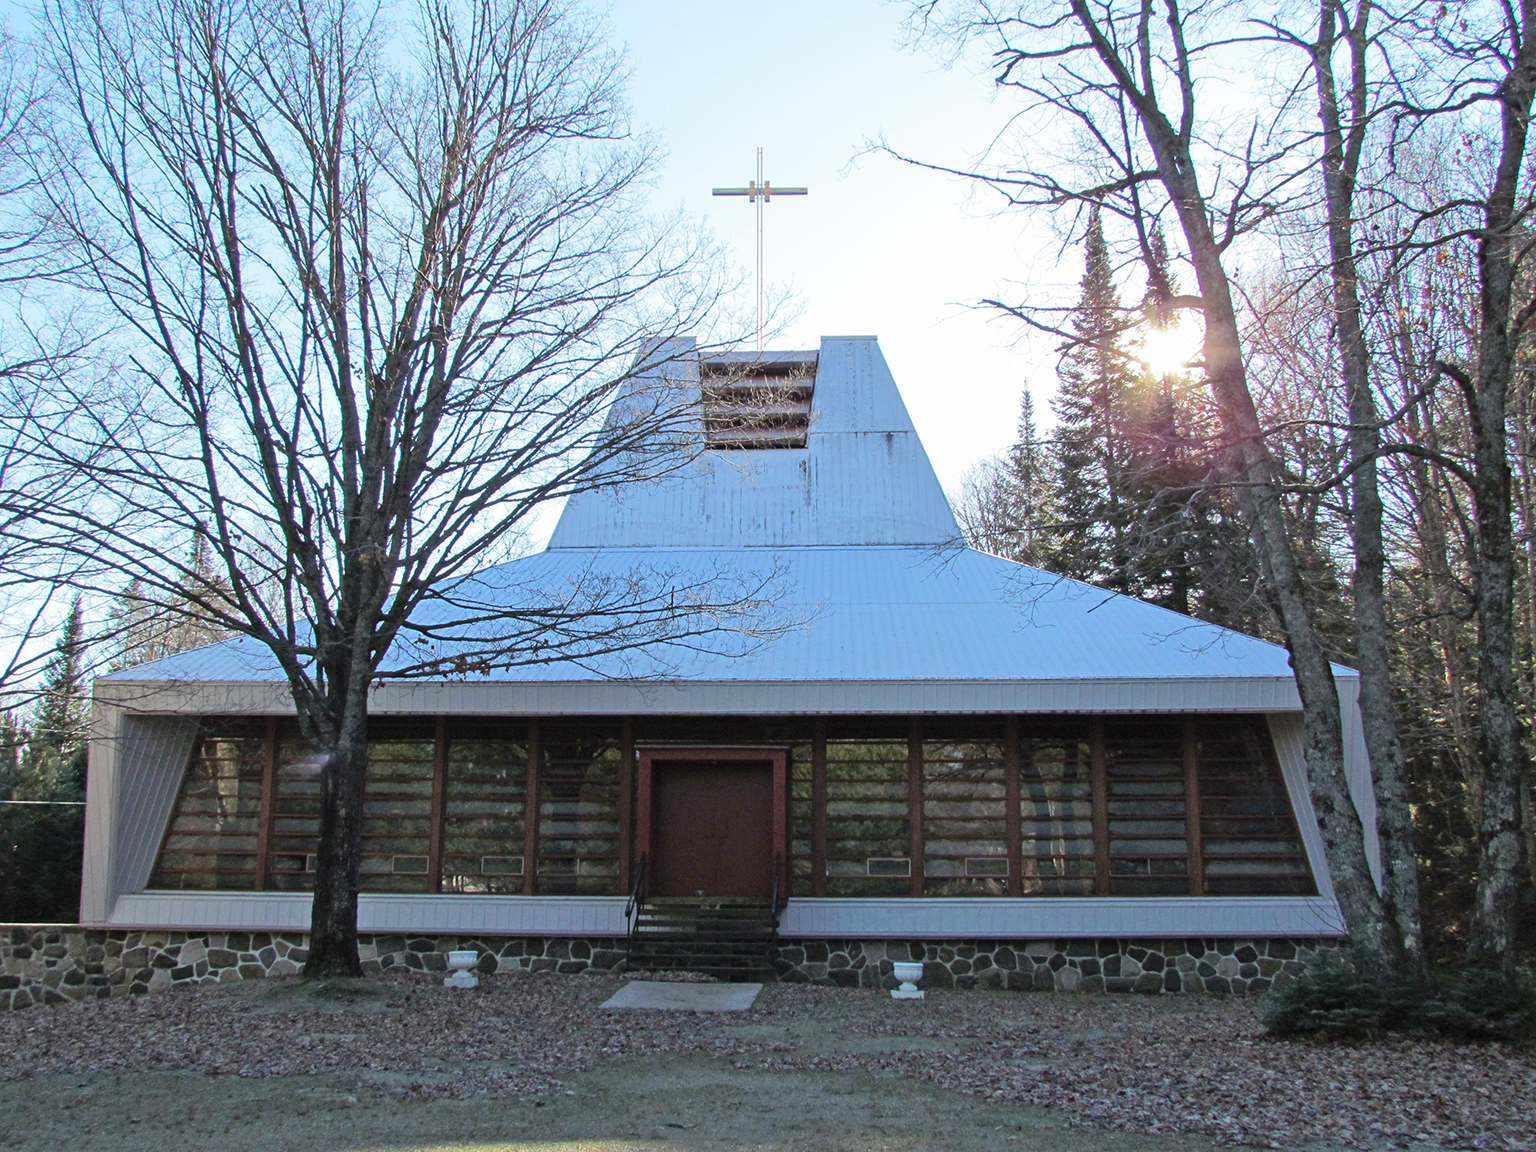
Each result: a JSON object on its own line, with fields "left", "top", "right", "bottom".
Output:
{"left": 599, "top": 980, "right": 763, "bottom": 1012}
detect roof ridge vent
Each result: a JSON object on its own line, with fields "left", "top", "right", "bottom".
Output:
{"left": 701, "top": 354, "right": 817, "bottom": 450}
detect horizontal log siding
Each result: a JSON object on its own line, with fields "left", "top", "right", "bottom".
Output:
{"left": 145, "top": 715, "right": 1313, "bottom": 901}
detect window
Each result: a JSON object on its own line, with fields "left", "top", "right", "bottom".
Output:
{"left": 701, "top": 356, "right": 815, "bottom": 449}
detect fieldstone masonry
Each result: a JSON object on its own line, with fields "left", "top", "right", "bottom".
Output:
{"left": 769, "top": 937, "right": 1332, "bottom": 994}
{"left": 2, "top": 924, "right": 1330, "bottom": 1011}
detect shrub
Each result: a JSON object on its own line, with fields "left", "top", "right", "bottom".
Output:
{"left": 1262, "top": 947, "right": 1400, "bottom": 1039}
{"left": 1414, "top": 965, "right": 1536, "bottom": 1044}
{"left": 1263, "top": 947, "right": 1536, "bottom": 1045}
{"left": 0, "top": 802, "right": 84, "bottom": 922}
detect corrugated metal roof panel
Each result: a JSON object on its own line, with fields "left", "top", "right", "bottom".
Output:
{"left": 111, "top": 545, "right": 1315, "bottom": 687}
{"left": 548, "top": 336, "right": 960, "bottom": 548}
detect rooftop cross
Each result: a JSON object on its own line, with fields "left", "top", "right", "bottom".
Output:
{"left": 712, "top": 147, "right": 808, "bottom": 352}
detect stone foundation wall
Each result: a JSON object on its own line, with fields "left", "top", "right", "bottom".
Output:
{"left": 770, "top": 937, "right": 1331, "bottom": 994}
{"left": 2, "top": 925, "right": 1328, "bottom": 1011}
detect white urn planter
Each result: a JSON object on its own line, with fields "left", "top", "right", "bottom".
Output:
{"left": 444, "top": 949, "right": 480, "bottom": 989}
{"left": 891, "top": 960, "right": 924, "bottom": 1000}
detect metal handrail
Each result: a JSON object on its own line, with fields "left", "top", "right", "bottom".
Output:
{"left": 625, "top": 853, "right": 648, "bottom": 931}
{"left": 770, "top": 852, "right": 783, "bottom": 929}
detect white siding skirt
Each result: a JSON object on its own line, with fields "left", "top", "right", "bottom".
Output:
{"left": 100, "top": 893, "right": 1345, "bottom": 938}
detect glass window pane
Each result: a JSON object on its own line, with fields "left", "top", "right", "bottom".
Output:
{"left": 150, "top": 728, "right": 263, "bottom": 890}
{"left": 824, "top": 740, "right": 909, "bottom": 896}
{"left": 1020, "top": 736, "right": 1096, "bottom": 895}
{"left": 442, "top": 735, "right": 527, "bottom": 894}
{"left": 922, "top": 739, "right": 1007, "bottom": 895}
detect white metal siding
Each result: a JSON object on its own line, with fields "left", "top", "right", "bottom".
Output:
{"left": 548, "top": 336, "right": 960, "bottom": 550}
{"left": 113, "top": 715, "right": 200, "bottom": 895}
{"left": 1266, "top": 713, "right": 1338, "bottom": 901}
{"left": 779, "top": 896, "right": 1346, "bottom": 938}
{"left": 107, "top": 892, "right": 630, "bottom": 935}
{"left": 80, "top": 706, "right": 198, "bottom": 924}
{"left": 105, "top": 892, "right": 1343, "bottom": 938}
{"left": 98, "top": 676, "right": 1308, "bottom": 718}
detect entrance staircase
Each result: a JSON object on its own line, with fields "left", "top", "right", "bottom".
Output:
{"left": 625, "top": 896, "right": 780, "bottom": 981}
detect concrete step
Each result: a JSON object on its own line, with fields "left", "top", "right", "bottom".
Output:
{"left": 627, "top": 896, "right": 779, "bottom": 982}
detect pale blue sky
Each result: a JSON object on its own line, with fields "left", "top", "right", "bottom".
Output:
{"left": 6, "top": 0, "right": 1068, "bottom": 493}
{"left": 606, "top": 0, "right": 1061, "bottom": 495}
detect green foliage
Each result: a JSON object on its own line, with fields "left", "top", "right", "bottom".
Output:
{"left": 17, "top": 596, "right": 89, "bottom": 803}
{"left": 0, "top": 802, "right": 84, "bottom": 922}
{"left": 1262, "top": 948, "right": 1402, "bottom": 1039}
{"left": 1414, "top": 965, "right": 1536, "bottom": 1044}
{"left": 1264, "top": 948, "right": 1536, "bottom": 1044}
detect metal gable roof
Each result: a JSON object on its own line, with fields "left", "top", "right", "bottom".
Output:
{"left": 104, "top": 336, "right": 1327, "bottom": 695}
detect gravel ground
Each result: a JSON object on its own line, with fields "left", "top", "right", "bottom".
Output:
{"left": 1, "top": 971, "right": 1532, "bottom": 1151}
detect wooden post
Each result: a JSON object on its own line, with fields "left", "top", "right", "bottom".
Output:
{"left": 1183, "top": 717, "right": 1206, "bottom": 896}
{"left": 618, "top": 717, "right": 634, "bottom": 893}
{"left": 1004, "top": 716, "right": 1022, "bottom": 898}
{"left": 427, "top": 716, "right": 448, "bottom": 893}
{"left": 522, "top": 718, "right": 541, "bottom": 896}
{"left": 1090, "top": 718, "right": 1110, "bottom": 896}
{"left": 908, "top": 717, "right": 924, "bottom": 897}
{"left": 254, "top": 718, "right": 277, "bottom": 891}
{"left": 811, "top": 718, "right": 828, "bottom": 897}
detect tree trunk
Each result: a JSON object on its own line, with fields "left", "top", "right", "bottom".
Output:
{"left": 1463, "top": 12, "right": 1536, "bottom": 968}
{"left": 304, "top": 693, "right": 371, "bottom": 978}
{"left": 1065, "top": 0, "right": 1396, "bottom": 962}
{"left": 1311, "top": 0, "right": 1424, "bottom": 978}
{"left": 1173, "top": 178, "right": 1394, "bottom": 960}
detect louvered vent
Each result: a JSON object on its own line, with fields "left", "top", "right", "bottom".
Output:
{"left": 701, "top": 355, "right": 816, "bottom": 449}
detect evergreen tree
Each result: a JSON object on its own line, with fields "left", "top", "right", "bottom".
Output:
{"left": 108, "top": 530, "right": 235, "bottom": 671}
{"left": 958, "top": 390, "right": 1057, "bottom": 565}
{"left": 19, "top": 596, "right": 88, "bottom": 802}
{"left": 0, "top": 711, "right": 23, "bottom": 802}
{"left": 1115, "top": 227, "right": 1267, "bottom": 631}
{"left": 1044, "top": 206, "right": 1138, "bottom": 586}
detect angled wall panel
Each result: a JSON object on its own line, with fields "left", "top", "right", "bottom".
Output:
{"left": 111, "top": 714, "right": 201, "bottom": 899}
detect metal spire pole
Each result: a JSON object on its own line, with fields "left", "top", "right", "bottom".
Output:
{"left": 713, "top": 149, "right": 807, "bottom": 354}
{"left": 755, "top": 147, "right": 765, "bottom": 351}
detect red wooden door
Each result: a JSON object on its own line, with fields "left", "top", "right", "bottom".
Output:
{"left": 650, "top": 759, "right": 775, "bottom": 897}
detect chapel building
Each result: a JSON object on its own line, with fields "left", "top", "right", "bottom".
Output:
{"left": 82, "top": 337, "right": 1366, "bottom": 988}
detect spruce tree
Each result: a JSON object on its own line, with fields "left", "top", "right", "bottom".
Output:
{"left": 20, "top": 596, "right": 89, "bottom": 802}
{"left": 961, "top": 390, "right": 1057, "bottom": 564}
{"left": 1045, "top": 206, "right": 1137, "bottom": 586}
{"left": 0, "top": 711, "right": 22, "bottom": 802}
{"left": 108, "top": 530, "right": 234, "bottom": 671}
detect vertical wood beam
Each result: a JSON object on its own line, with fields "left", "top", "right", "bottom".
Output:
{"left": 254, "top": 718, "right": 277, "bottom": 891}
{"left": 1090, "top": 718, "right": 1111, "bottom": 896}
{"left": 427, "top": 716, "right": 448, "bottom": 894}
{"left": 636, "top": 750, "right": 654, "bottom": 877}
{"left": 1004, "top": 716, "right": 1022, "bottom": 898}
{"left": 1183, "top": 717, "right": 1206, "bottom": 896}
{"left": 618, "top": 717, "right": 634, "bottom": 893}
{"left": 908, "top": 717, "right": 924, "bottom": 897}
{"left": 522, "top": 718, "right": 541, "bottom": 896}
{"left": 811, "top": 719, "right": 828, "bottom": 897}
{"left": 772, "top": 749, "right": 789, "bottom": 902}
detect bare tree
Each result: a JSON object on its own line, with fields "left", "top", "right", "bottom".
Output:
{"left": 17, "top": 0, "right": 780, "bottom": 974}
{"left": 0, "top": 29, "right": 87, "bottom": 704}
{"left": 1397, "top": 0, "right": 1536, "bottom": 967}
{"left": 911, "top": 0, "right": 1406, "bottom": 965}
{"left": 1256, "top": 0, "right": 1430, "bottom": 977}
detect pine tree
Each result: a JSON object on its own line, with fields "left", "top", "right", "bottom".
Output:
{"left": 108, "top": 530, "right": 234, "bottom": 671}
{"left": 0, "top": 711, "right": 23, "bottom": 802}
{"left": 958, "top": 390, "right": 1058, "bottom": 564}
{"left": 20, "top": 596, "right": 89, "bottom": 802}
{"left": 1044, "top": 206, "right": 1138, "bottom": 586}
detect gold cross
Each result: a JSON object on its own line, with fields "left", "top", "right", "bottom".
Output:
{"left": 713, "top": 148, "right": 808, "bottom": 352}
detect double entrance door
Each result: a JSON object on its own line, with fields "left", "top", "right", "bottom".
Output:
{"left": 636, "top": 748, "right": 788, "bottom": 899}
